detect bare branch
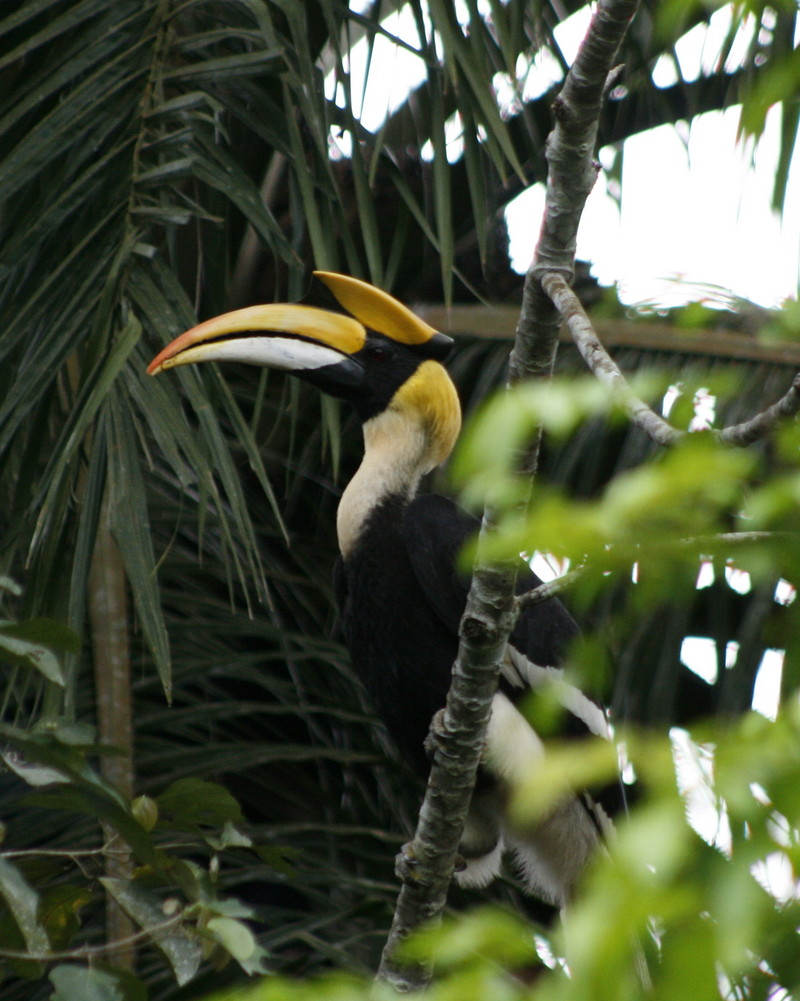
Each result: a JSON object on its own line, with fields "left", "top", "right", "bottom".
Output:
{"left": 543, "top": 270, "right": 800, "bottom": 450}
{"left": 515, "top": 533, "right": 788, "bottom": 615}
{"left": 542, "top": 271, "right": 682, "bottom": 446}
{"left": 0, "top": 915, "right": 183, "bottom": 963}
{"left": 377, "top": 0, "right": 641, "bottom": 990}
{"left": 509, "top": 0, "right": 641, "bottom": 457}
{"left": 719, "top": 373, "right": 800, "bottom": 445}
{"left": 515, "top": 564, "right": 590, "bottom": 613}
{"left": 377, "top": 558, "right": 519, "bottom": 991}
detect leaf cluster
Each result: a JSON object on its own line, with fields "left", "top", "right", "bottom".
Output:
{"left": 0, "top": 723, "right": 286, "bottom": 992}
{"left": 455, "top": 376, "right": 759, "bottom": 568}
{"left": 197, "top": 704, "right": 800, "bottom": 1001}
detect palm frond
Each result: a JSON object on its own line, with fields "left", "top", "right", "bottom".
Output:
{"left": 1, "top": 2, "right": 797, "bottom": 996}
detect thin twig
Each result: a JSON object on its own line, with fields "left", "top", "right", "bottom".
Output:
{"left": 673, "top": 531, "right": 789, "bottom": 548}
{"left": 719, "top": 373, "right": 800, "bottom": 445}
{"left": 542, "top": 271, "right": 682, "bottom": 446}
{"left": 515, "top": 533, "right": 789, "bottom": 613}
{"left": 0, "top": 915, "right": 183, "bottom": 962}
{"left": 0, "top": 846, "right": 126, "bottom": 861}
{"left": 542, "top": 270, "right": 800, "bottom": 450}
{"left": 515, "top": 564, "right": 590, "bottom": 612}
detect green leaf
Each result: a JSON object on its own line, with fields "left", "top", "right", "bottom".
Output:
{"left": 6, "top": 617, "right": 80, "bottom": 654}
{"left": 106, "top": 389, "right": 171, "bottom": 697}
{"left": 100, "top": 878, "right": 203, "bottom": 987}
{"left": 212, "top": 373, "right": 288, "bottom": 543}
{"left": 739, "top": 50, "right": 800, "bottom": 140}
{"left": 0, "top": 577, "right": 22, "bottom": 597}
{"left": 509, "top": 737, "right": 620, "bottom": 825}
{"left": 38, "top": 885, "right": 92, "bottom": 951}
{"left": 1, "top": 752, "right": 68, "bottom": 788}
{"left": 427, "top": 0, "right": 526, "bottom": 181}
{"left": 0, "top": 857, "right": 50, "bottom": 956}
{"left": 28, "top": 313, "right": 142, "bottom": 558}
{"left": 0, "top": 724, "right": 156, "bottom": 864}
{"left": 206, "top": 915, "right": 257, "bottom": 962}
{"left": 233, "top": 940, "right": 272, "bottom": 977}
{"left": 131, "top": 795, "right": 159, "bottom": 833}
{"left": 156, "top": 777, "right": 243, "bottom": 830}
{"left": 190, "top": 136, "right": 297, "bottom": 267}
{"left": 205, "top": 821, "right": 253, "bottom": 851}
{"left": 400, "top": 907, "right": 537, "bottom": 971}
{"left": 772, "top": 99, "right": 800, "bottom": 214}
{"left": 0, "top": 625, "right": 64, "bottom": 685}
{"left": 33, "top": 719, "right": 96, "bottom": 746}
{"left": 0, "top": 616, "right": 79, "bottom": 686}
{"left": 467, "top": 432, "right": 756, "bottom": 568}
{"left": 454, "top": 374, "right": 662, "bottom": 504}
{"left": 50, "top": 963, "right": 147, "bottom": 1001}
{"left": 164, "top": 47, "right": 282, "bottom": 83}
{"left": 655, "top": 917, "right": 720, "bottom": 1001}
{"left": 428, "top": 62, "right": 454, "bottom": 303}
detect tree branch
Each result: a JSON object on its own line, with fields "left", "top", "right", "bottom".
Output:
{"left": 515, "top": 564, "right": 589, "bottom": 613}
{"left": 376, "top": 558, "right": 519, "bottom": 991}
{"left": 719, "top": 373, "right": 800, "bottom": 445}
{"left": 543, "top": 270, "right": 800, "bottom": 449}
{"left": 376, "top": 0, "right": 641, "bottom": 990}
{"left": 542, "top": 271, "right": 682, "bottom": 446}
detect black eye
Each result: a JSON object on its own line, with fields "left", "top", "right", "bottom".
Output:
{"left": 366, "top": 342, "right": 390, "bottom": 362}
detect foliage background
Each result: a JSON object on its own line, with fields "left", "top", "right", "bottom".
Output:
{"left": 0, "top": 0, "right": 798, "bottom": 998}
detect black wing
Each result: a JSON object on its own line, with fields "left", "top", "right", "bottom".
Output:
{"left": 402, "top": 493, "right": 579, "bottom": 669}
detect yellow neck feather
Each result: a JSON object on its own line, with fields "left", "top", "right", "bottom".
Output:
{"left": 336, "top": 361, "right": 461, "bottom": 556}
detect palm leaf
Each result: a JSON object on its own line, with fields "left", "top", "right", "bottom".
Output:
{"left": 2, "top": 2, "right": 798, "bottom": 996}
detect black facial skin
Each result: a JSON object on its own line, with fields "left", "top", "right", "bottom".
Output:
{"left": 300, "top": 331, "right": 453, "bottom": 423}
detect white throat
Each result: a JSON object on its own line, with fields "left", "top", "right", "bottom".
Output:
{"left": 336, "top": 409, "right": 434, "bottom": 557}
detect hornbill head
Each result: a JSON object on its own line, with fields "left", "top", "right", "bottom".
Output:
{"left": 147, "top": 272, "right": 460, "bottom": 453}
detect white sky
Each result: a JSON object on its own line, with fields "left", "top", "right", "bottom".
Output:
{"left": 341, "top": 1, "right": 800, "bottom": 309}
{"left": 508, "top": 105, "right": 800, "bottom": 308}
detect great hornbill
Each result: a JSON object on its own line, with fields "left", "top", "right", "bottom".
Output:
{"left": 148, "top": 271, "right": 613, "bottom": 907}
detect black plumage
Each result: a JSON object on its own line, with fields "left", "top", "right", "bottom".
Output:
{"left": 334, "top": 493, "right": 580, "bottom": 775}
{"left": 148, "top": 271, "right": 618, "bottom": 906}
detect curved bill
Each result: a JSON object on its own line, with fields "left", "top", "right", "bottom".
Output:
{"left": 147, "top": 304, "right": 367, "bottom": 376}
